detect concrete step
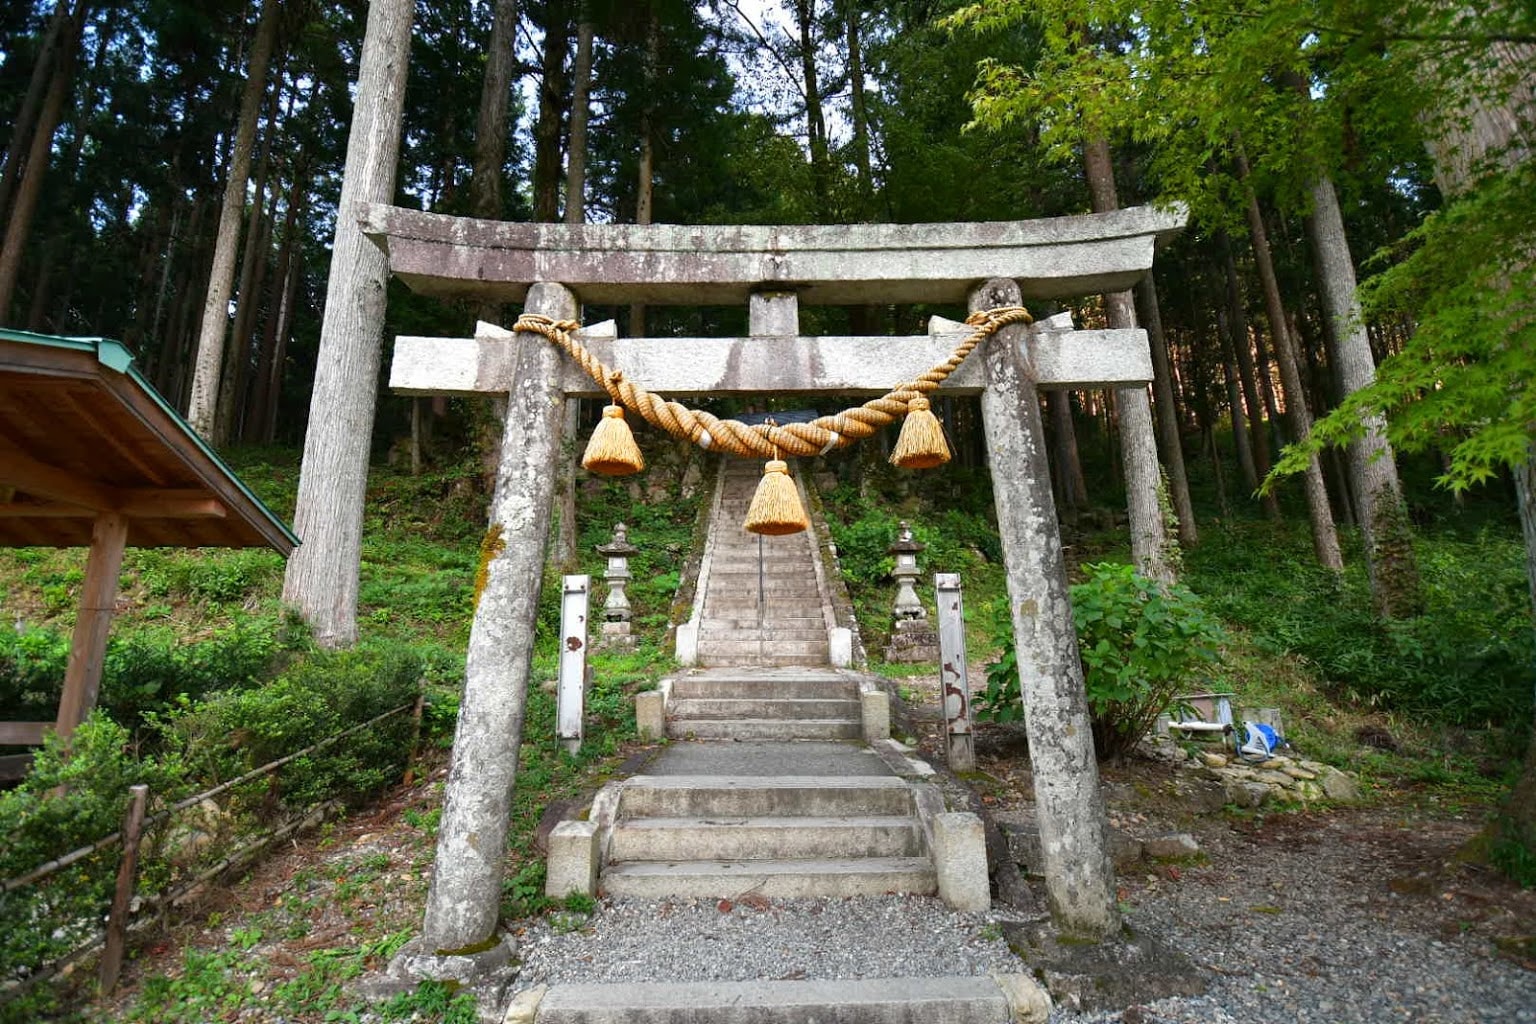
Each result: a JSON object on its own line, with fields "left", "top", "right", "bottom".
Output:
{"left": 670, "top": 677, "right": 856, "bottom": 700}
{"left": 669, "top": 697, "right": 861, "bottom": 720}
{"left": 599, "top": 857, "right": 937, "bottom": 900}
{"left": 609, "top": 815, "right": 923, "bottom": 862}
{"left": 695, "top": 629, "right": 830, "bottom": 644}
{"left": 618, "top": 776, "right": 914, "bottom": 819}
{"left": 666, "top": 717, "right": 860, "bottom": 740}
{"left": 697, "top": 639, "right": 830, "bottom": 659}
{"left": 700, "top": 616, "right": 827, "bottom": 631}
{"left": 700, "top": 604, "right": 825, "bottom": 620}
{"left": 534, "top": 977, "right": 1014, "bottom": 1024}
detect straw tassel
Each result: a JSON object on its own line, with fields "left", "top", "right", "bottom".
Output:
{"left": 890, "top": 396, "right": 950, "bottom": 470}
{"left": 744, "top": 459, "right": 809, "bottom": 536}
{"left": 582, "top": 405, "right": 646, "bottom": 476}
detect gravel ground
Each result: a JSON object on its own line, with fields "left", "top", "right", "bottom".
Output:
{"left": 1056, "top": 807, "right": 1536, "bottom": 1024}
{"left": 514, "top": 894, "right": 1019, "bottom": 985}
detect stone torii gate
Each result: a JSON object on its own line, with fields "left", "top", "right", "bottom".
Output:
{"left": 364, "top": 204, "right": 1185, "bottom": 974}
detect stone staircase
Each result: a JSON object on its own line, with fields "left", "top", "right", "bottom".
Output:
{"left": 692, "top": 457, "right": 834, "bottom": 668}
{"left": 524, "top": 455, "right": 1042, "bottom": 1022}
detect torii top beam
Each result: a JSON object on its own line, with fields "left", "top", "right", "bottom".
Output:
{"left": 360, "top": 203, "right": 1186, "bottom": 306}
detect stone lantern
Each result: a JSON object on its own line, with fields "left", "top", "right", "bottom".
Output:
{"left": 885, "top": 521, "right": 939, "bottom": 662}
{"left": 596, "top": 522, "right": 639, "bottom": 649}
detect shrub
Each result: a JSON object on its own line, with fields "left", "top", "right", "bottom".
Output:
{"left": 0, "top": 715, "right": 187, "bottom": 988}
{"left": 976, "top": 564, "right": 1226, "bottom": 760}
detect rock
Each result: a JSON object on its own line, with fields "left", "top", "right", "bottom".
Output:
{"left": 1143, "top": 833, "right": 1200, "bottom": 860}
{"left": 1320, "top": 768, "right": 1362, "bottom": 803}
{"left": 1110, "top": 830, "right": 1146, "bottom": 871}
{"left": 1282, "top": 766, "right": 1318, "bottom": 781}
{"left": 1257, "top": 770, "right": 1297, "bottom": 789}
{"left": 1002, "top": 920, "right": 1207, "bottom": 1013}
{"left": 1300, "top": 760, "right": 1328, "bottom": 773}
{"left": 1166, "top": 775, "right": 1228, "bottom": 815}
{"left": 1223, "top": 780, "right": 1269, "bottom": 808}
{"left": 1200, "top": 752, "right": 1228, "bottom": 768}
{"left": 1258, "top": 757, "right": 1292, "bottom": 769}
{"left": 1267, "top": 784, "right": 1290, "bottom": 801}
{"left": 1295, "top": 781, "right": 1325, "bottom": 802}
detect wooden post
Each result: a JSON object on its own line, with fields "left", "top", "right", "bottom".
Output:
{"left": 55, "top": 512, "right": 129, "bottom": 741}
{"left": 100, "top": 783, "right": 149, "bottom": 993}
{"left": 975, "top": 277, "right": 1119, "bottom": 938}
{"left": 934, "top": 573, "right": 975, "bottom": 772}
{"left": 557, "top": 574, "right": 590, "bottom": 755}
{"left": 403, "top": 691, "right": 426, "bottom": 786}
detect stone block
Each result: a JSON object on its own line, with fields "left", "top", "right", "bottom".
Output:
{"left": 546, "top": 820, "right": 599, "bottom": 899}
{"left": 502, "top": 985, "right": 547, "bottom": 1024}
{"left": 861, "top": 688, "right": 891, "bottom": 743}
{"left": 992, "top": 973, "right": 1053, "bottom": 1024}
{"left": 1319, "top": 768, "right": 1361, "bottom": 803}
{"left": 829, "top": 627, "right": 853, "bottom": 668}
{"left": 675, "top": 620, "right": 699, "bottom": 666}
{"left": 933, "top": 812, "right": 990, "bottom": 912}
{"left": 635, "top": 690, "right": 665, "bottom": 742}
{"left": 1143, "top": 833, "right": 1200, "bottom": 860}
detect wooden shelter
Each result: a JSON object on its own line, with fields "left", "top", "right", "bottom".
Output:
{"left": 0, "top": 329, "right": 296, "bottom": 773}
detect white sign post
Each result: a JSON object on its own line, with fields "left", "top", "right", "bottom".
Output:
{"left": 557, "top": 575, "right": 591, "bottom": 754}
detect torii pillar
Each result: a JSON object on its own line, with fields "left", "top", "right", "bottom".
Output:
{"left": 366, "top": 208, "right": 1185, "bottom": 970}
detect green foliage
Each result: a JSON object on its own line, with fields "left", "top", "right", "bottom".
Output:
{"left": 1276, "top": 162, "right": 1536, "bottom": 492}
{"left": 0, "top": 716, "right": 187, "bottom": 991}
{"left": 1072, "top": 563, "right": 1226, "bottom": 758}
{"left": 158, "top": 648, "right": 424, "bottom": 808}
{"left": 977, "top": 564, "right": 1226, "bottom": 759}
{"left": 1188, "top": 524, "right": 1533, "bottom": 724}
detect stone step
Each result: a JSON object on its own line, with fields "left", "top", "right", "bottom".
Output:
{"left": 608, "top": 814, "right": 923, "bottom": 862}
{"left": 697, "top": 639, "right": 830, "bottom": 659}
{"left": 533, "top": 977, "right": 1015, "bottom": 1024}
{"left": 618, "top": 776, "right": 913, "bottom": 819}
{"left": 669, "top": 697, "right": 861, "bottom": 720}
{"left": 700, "top": 603, "right": 824, "bottom": 620}
{"left": 599, "top": 857, "right": 938, "bottom": 900}
{"left": 667, "top": 717, "right": 860, "bottom": 740}
{"left": 699, "top": 616, "right": 826, "bottom": 631}
{"left": 670, "top": 677, "right": 856, "bottom": 700}
{"left": 695, "top": 629, "right": 830, "bottom": 644}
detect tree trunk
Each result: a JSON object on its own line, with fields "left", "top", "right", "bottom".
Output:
{"left": 1304, "top": 175, "right": 1421, "bottom": 617}
{"left": 186, "top": 0, "right": 280, "bottom": 439}
{"left": 0, "top": 9, "right": 81, "bottom": 323}
{"left": 1047, "top": 391, "right": 1089, "bottom": 514}
{"left": 628, "top": 4, "right": 659, "bottom": 337}
{"left": 564, "top": 8, "right": 594, "bottom": 225}
{"left": 282, "top": 0, "right": 414, "bottom": 648}
{"left": 531, "top": 0, "right": 569, "bottom": 224}
{"left": 1238, "top": 162, "right": 1342, "bottom": 569}
{"left": 1135, "top": 275, "right": 1197, "bottom": 546}
{"left": 248, "top": 173, "right": 300, "bottom": 441}
{"left": 261, "top": 244, "right": 301, "bottom": 443}
{"left": 1082, "top": 136, "right": 1175, "bottom": 584}
{"left": 0, "top": 1, "right": 74, "bottom": 226}
{"left": 1216, "top": 231, "right": 1282, "bottom": 519}
{"left": 795, "top": 0, "right": 831, "bottom": 218}
{"left": 469, "top": 0, "right": 519, "bottom": 222}
{"left": 843, "top": 0, "right": 873, "bottom": 209}
{"left": 1220, "top": 324, "right": 1259, "bottom": 495}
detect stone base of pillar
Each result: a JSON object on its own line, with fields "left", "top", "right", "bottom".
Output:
{"left": 597, "top": 620, "right": 636, "bottom": 651}
{"left": 884, "top": 619, "right": 939, "bottom": 663}
{"left": 366, "top": 935, "right": 517, "bottom": 1022}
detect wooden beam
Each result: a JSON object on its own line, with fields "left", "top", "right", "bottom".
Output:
{"left": 0, "top": 501, "right": 95, "bottom": 518}
{"left": 0, "top": 447, "right": 117, "bottom": 510}
{"left": 55, "top": 512, "right": 128, "bottom": 741}
{"left": 0, "top": 721, "right": 51, "bottom": 745}
{"left": 118, "top": 490, "right": 228, "bottom": 519}
{"left": 392, "top": 325, "right": 1152, "bottom": 399}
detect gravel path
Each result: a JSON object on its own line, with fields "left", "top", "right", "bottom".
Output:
{"left": 1057, "top": 808, "right": 1536, "bottom": 1024}
{"left": 515, "top": 894, "right": 1019, "bottom": 985}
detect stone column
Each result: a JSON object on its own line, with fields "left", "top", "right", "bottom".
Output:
{"left": 974, "top": 277, "right": 1118, "bottom": 938}
{"left": 419, "top": 282, "right": 576, "bottom": 954}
